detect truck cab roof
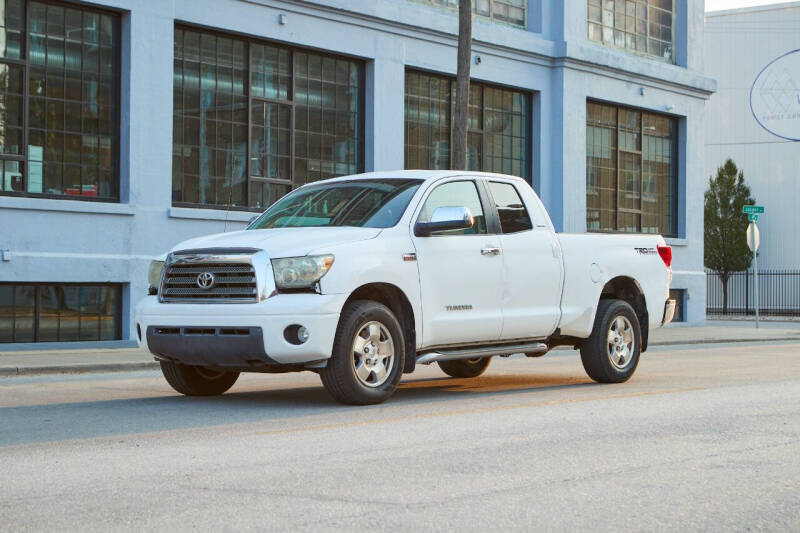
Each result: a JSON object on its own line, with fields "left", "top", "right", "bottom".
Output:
{"left": 317, "top": 170, "right": 529, "bottom": 185}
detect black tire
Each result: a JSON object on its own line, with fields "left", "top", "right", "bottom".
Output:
{"left": 160, "top": 361, "right": 239, "bottom": 396}
{"left": 580, "top": 299, "right": 642, "bottom": 383}
{"left": 320, "top": 300, "right": 405, "bottom": 405}
{"left": 438, "top": 357, "right": 492, "bottom": 378}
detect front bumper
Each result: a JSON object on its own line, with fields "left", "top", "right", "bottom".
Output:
{"left": 662, "top": 298, "right": 676, "bottom": 326}
{"left": 146, "top": 326, "right": 278, "bottom": 368}
{"left": 135, "top": 293, "right": 347, "bottom": 365}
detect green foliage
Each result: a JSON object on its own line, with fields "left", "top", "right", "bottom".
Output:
{"left": 704, "top": 158, "right": 755, "bottom": 280}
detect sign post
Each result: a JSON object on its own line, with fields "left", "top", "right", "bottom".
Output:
{"left": 744, "top": 205, "right": 764, "bottom": 328}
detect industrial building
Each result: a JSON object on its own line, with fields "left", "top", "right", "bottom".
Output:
{"left": 0, "top": 0, "right": 714, "bottom": 347}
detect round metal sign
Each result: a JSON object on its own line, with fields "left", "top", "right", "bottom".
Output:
{"left": 746, "top": 223, "right": 760, "bottom": 253}
{"left": 750, "top": 49, "right": 800, "bottom": 141}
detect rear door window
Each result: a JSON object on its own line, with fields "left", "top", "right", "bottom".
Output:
{"left": 488, "top": 181, "right": 533, "bottom": 234}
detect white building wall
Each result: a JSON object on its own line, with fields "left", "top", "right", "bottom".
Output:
{"left": 705, "top": 3, "right": 800, "bottom": 270}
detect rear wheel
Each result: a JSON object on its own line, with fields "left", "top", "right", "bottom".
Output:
{"left": 320, "top": 300, "right": 405, "bottom": 405}
{"left": 438, "top": 357, "right": 492, "bottom": 378}
{"left": 160, "top": 361, "right": 239, "bottom": 396}
{"left": 580, "top": 299, "right": 641, "bottom": 383}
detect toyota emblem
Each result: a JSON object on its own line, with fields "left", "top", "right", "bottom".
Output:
{"left": 196, "top": 272, "right": 216, "bottom": 289}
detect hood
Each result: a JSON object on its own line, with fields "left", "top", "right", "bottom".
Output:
{"left": 170, "top": 226, "right": 382, "bottom": 258}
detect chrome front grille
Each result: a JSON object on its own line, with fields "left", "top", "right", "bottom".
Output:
{"left": 160, "top": 261, "right": 258, "bottom": 303}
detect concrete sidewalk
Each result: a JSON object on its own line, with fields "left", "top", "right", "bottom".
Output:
{"left": 647, "top": 319, "right": 800, "bottom": 345}
{"left": 2, "top": 320, "right": 799, "bottom": 377}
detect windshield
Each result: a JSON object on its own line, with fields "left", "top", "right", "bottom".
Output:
{"left": 248, "top": 179, "right": 423, "bottom": 229}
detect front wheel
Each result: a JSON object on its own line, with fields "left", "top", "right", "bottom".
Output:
{"left": 320, "top": 300, "right": 405, "bottom": 405}
{"left": 580, "top": 299, "right": 641, "bottom": 383}
{"left": 160, "top": 361, "right": 239, "bottom": 396}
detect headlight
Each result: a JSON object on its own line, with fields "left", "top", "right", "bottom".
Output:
{"left": 271, "top": 255, "right": 334, "bottom": 290}
{"left": 148, "top": 260, "right": 165, "bottom": 288}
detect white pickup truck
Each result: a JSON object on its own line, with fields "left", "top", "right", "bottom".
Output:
{"left": 136, "top": 170, "right": 675, "bottom": 404}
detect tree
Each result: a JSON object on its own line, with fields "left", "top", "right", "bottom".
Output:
{"left": 451, "top": 0, "right": 472, "bottom": 170}
{"left": 704, "top": 158, "right": 756, "bottom": 314}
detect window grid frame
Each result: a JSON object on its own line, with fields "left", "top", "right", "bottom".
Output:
{"left": 0, "top": 1, "right": 30, "bottom": 195}
{"left": 410, "top": 0, "right": 527, "bottom": 30}
{"left": 248, "top": 39, "right": 293, "bottom": 194}
{"left": 481, "top": 85, "right": 529, "bottom": 181}
{"left": 0, "top": 0, "right": 121, "bottom": 203}
{"left": 467, "top": 83, "right": 484, "bottom": 174}
{"left": 587, "top": 0, "right": 675, "bottom": 64}
{"left": 404, "top": 69, "right": 532, "bottom": 184}
{"left": 173, "top": 23, "right": 366, "bottom": 212}
{"left": 0, "top": 282, "right": 123, "bottom": 343}
{"left": 616, "top": 107, "right": 643, "bottom": 229}
{"left": 586, "top": 100, "right": 678, "bottom": 238}
{"left": 292, "top": 49, "right": 364, "bottom": 188}
{"left": 404, "top": 70, "right": 451, "bottom": 171}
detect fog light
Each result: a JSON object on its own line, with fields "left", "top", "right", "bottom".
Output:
{"left": 297, "top": 326, "right": 309, "bottom": 343}
{"left": 283, "top": 324, "right": 309, "bottom": 345}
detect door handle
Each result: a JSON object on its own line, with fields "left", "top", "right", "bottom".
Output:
{"left": 481, "top": 247, "right": 502, "bottom": 256}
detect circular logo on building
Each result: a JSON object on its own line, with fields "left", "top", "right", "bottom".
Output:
{"left": 750, "top": 49, "right": 800, "bottom": 141}
{"left": 196, "top": 272, "right": 216, "bottom": 289}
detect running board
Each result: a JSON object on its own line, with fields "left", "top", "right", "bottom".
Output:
{"left": 416, "top": 342, "right": 548, "bottom": 365}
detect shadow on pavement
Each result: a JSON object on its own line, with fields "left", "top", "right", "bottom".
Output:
{"left": 2, "top": 373, "right": 594, "bottom": 447}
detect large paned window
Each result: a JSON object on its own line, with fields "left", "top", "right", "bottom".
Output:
{"left": 405, "top": 70, "right": 531, "bottom": 182}
{"left": 0, "top": 283, "right": 122, "bottom": 343}
{"left": 173, "top": 26, "right": 364, "bottom": 211}
{"left": 0, "top": 0, "right": 120, "bottom": 200}
{"left": 587, "top": 0, "right": 674, "bottom": 63}
{"left": 586, "top": 101, "right": 677, "bottom": 237}
{"left": 411, "top": 0, "right": 525, "bottom": 28}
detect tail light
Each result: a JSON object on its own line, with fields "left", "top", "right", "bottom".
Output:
{"left": 657, "top": 245, "right": 672, "bottom": 268}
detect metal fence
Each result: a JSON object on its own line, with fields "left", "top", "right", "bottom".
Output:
{"left": 707, "top": 270, "right": 800, "bottom": 317}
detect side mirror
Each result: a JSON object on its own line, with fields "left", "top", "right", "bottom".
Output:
{"left": 247, "top": 215, "right": 259, "bottom": 229}
{"left": 414, "top": 206, "right": 474, "bottom": 237}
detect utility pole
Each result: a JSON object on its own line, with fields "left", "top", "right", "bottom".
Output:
{"left": 452, "top": 0, "right": 472, "bottom": 170}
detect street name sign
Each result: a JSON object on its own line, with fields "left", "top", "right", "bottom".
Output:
{"left": 748, "top": 214, "right": 759, "bottom": 221}
{"left": 742, "top": 205, "right": 765, "bottom": 214}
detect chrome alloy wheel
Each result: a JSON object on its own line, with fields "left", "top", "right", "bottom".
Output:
{"left": 607, "top": 316, "right": 635, "bottom": 369}
{"left": 351, "top": 321, "right": 395, "bottom": 388}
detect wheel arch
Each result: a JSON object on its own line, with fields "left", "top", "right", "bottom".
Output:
{"left": 600, "top": 276, "right": 649, "bottom": 352}
{"left": 345, "top": 282, "right": 417, "bottom": 373}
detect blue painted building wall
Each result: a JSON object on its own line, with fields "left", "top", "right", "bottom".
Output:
{"left": 0, "top": 0, "right": 715, "bottom": 348}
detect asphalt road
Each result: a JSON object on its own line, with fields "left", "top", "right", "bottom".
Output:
{"left": 2, "top": 342, "right": 799, "bottom": 531}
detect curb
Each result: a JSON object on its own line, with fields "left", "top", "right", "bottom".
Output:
{"left": 0, "top": 361, "right": 160, "bottom": 377}
{"left": 650, "top": 337, "right": 800, "bottom": 346}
